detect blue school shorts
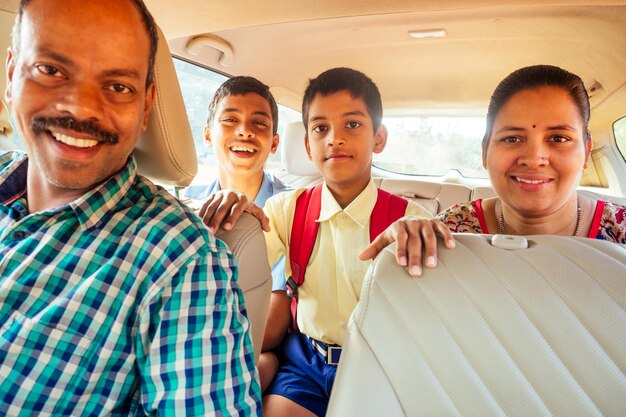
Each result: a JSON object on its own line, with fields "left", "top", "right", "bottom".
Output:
{"left": 265, "top": 331, "right": 339, "bottom": 417}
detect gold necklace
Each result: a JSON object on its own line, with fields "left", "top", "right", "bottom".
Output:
{"left": 499, "top": 201, "right": 582, "bottom": 236}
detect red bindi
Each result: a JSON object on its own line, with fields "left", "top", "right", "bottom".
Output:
{"left": 532, "top": 124, "right": 536, "bottom": 128}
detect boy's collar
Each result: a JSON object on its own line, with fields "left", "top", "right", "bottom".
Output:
{"left": 217, "top": 169, "right": 265, "bottom": 201}
{"left": 317, "top": 179, "right": 377, "bottom": 227}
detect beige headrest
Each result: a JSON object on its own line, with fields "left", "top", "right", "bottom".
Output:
{"left": 281, "top": 121, "right": 319, "bottom": 176}
{"left": 133, "top": 26, "right": 197, "bottom": 187}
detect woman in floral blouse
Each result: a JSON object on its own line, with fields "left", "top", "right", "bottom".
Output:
{"left": 437, "top": 65, "right": 625, "bottom": 243}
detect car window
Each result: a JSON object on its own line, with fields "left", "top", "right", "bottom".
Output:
{"left": 375, "top": 116, "right": 486, "bottom": 178}
{"left": 173, "top": 57, "right": 300, "bottom": 184}
{"left": 614, "top": 116, "right": 626, "bottom": 164}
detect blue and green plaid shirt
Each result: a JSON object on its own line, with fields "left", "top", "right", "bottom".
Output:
{"left": 0, "top": 152, "right": 261, "bottom": 416}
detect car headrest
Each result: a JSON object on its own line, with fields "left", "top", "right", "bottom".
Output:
{"left": 281, "top": 121, "right": 319, "bottom": 176}
{"left": 133, "top": 26, "right": 197, "bottom": 187}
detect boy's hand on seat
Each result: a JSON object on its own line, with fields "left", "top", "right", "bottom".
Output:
{"left": 358, "top": 216, "right": 455, "bottom": 278}
{"left": 198, "top": 190, "right": 270, "bottom": 234}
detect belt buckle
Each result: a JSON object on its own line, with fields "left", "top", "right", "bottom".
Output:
{"left": 327, "top": 345, "right": 342, "bottom": 365}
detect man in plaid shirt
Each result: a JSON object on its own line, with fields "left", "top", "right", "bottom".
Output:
{"left": 0, "top": 0, "right": 261, "bottom": 415}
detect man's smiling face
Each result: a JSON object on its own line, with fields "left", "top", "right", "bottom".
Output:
{"left": 5, "top": 0, "right": 155, "bottom": 194}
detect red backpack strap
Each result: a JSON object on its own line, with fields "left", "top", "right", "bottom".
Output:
{"left": 287, "top": 184, "right": 323, "bottom": 330}
{"left": 369, "top": 188, "right": 409, "bottom": 240}
{"left": 286, "top": 186, "right": 407, "bottom": 331}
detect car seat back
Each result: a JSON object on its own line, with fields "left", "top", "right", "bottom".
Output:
{"left": 215, "top": 213, "right": 272, "bottom": 361}
{"left": 327, "top": 234, "right": 626, "bottom": 417}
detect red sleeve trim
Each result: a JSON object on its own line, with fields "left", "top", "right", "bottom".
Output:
{"left": 3, "top": 188, "right": 26, "bottom": 205}
{"left": 474, "top": 199, "right": 490, "bottom": 234}
{"left": 588, "top": 200, "right": 605, "bottom": 238}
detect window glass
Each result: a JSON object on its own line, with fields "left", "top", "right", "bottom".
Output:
{"left": 614, "top": 116, "right": 626, "bottom": 163}
{"left": 268, "top": 107, "right": 302, "bottom": 171}
{"left": 374, "top": 116, "right": 487, "bottom": 178}
{"left": 173, "top": 58, "right": 226, "bottom": 184}
{"left": 173, "top": 57, "right": 300, "bottom": 185}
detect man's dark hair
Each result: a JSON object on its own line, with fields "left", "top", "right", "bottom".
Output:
{"left": 207, "top": 76, "right": 279, "bottom": 136}
{"left": 12, "top": 0, "right": 159, "bottom": 87}
{"left": 302, "top": 67, "right": 383, "bottom": 134}
{"left": 482, "top": 64, "right": 591, "bottom": 153}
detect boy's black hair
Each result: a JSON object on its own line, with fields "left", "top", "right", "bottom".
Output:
{"left": 207, "top": 76, "right": 279, "bottom": 136}
{"left": 302, "top": 67, "right": 383, "bottom": 134}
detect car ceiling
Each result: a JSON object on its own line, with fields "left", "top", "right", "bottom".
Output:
{"left": 2, "top": 0, "right": 625, "bottom": 115}
{"left": 147, "top": 0, "right": 626, "bottom": 114}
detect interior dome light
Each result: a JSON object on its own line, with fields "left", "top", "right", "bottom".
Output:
{"left": 408, "top": 29, "right": 446, "bottom": 39}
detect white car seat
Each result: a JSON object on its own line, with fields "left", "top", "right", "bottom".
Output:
{"left": 215, "top": 213, "right": 272, "bottom": 361}
{"left": 379, "top": 178, "right": 472, "bottom": 216}
{"left": 327, "top": 234, "right": 626, "bottom": 417}
{"left": 278, "top": 121, "right": 323, "bottom": 188}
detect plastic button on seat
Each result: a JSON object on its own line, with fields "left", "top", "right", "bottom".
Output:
{"left": 491, "top": 234, "right": 528, "bottom": 250}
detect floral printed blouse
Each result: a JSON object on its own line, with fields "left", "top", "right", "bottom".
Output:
{"left": 436, "top": 199, "right": 626, "bottom": 244}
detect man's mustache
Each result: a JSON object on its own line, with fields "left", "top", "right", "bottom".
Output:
{"left": 32, "top": 116, "right": 119, "bottom": 144}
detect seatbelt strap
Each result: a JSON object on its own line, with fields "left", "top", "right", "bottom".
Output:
{"left": 287, "top": 184, "right": 408, "bottom": 330}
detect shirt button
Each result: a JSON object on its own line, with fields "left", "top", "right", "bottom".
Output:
{"left": 13, "top": 231, "right": 26, "bottom": 240}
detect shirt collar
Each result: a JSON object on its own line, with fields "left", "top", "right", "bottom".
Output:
{"left": 184, "top": 179, "right": 220, "bottom": 201}
{"left": 317, "top": 178, "right": 377, "bottom": 228}
{"left": 69, "top": 156, "right": 137, "bottom": 230}
{"left": 205, "top": 172, "right": 275, "bottom": 207}
{"left": 254, "top": 172, "right": 274, "bottom": 206}
{"left": 0, "top": 152, "right": 137, "bottom": 229}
